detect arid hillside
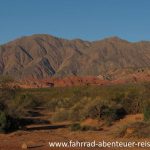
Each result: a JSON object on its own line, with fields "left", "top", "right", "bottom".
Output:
{"left": 0, "top": 34, "right": 150, "bottom": 79}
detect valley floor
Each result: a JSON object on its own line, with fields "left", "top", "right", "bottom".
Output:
{"left": 0, "top": 107, "right": 149, "bottom": 150}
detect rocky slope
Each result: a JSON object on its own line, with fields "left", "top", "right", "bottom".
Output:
{"left": 0, "top": 34, "right": 150, "bottom": 79}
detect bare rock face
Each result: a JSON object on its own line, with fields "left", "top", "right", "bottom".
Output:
{"left": 0, "top": 34, "right": 150, "bottom": 79}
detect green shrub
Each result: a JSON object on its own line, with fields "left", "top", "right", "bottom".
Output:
{"left": 81, "top": 98, "right": 107, "bottom": 119}
{"left": 68, "top": 97, "right": 108, "bottom": 121}
{"left": 0, "top": 111, "right": 8, "bottom": 132}
{"left": 115, "top": 122, "right": 150, "bottom": 138}
{"left": 6, "top": 93, "right": 40, "bottom": 118}
{"left": 16, "top": 94, "right": 40, "bottom": 108}
{"left": 0, "top": 111, "right": 21, "bottom": 133}
{"left": 69, "top": 103, "right": 85, "bottom": 121}
{"left": 70, "top": 123, "right": 81, "bottom": 131}
{"left": 143, "top": 101, "right": 150, "bottom": 121}
{"left": 115, "top": 125, "right": 128, "bottom": 138}
{"left": 51, "top": 109, "right": 69, "bottom": 122}
{"left": 70, "top": 123, "right": 100, "bottom": 131}
{"left": 0, "top": 76, "right": 16, "bottom": 101}
{"left": 100, "top": 105, "right": 126, "bottom": 122}
{"left": 47, "top": 98, "right": 72, "bottom": 112}
{"left": 80, "top": 125, "right": 100, "bottom": 131}
{"left": 129, "top": 122, "right": 150, "bottom": 138}
{"left": 111, "top": 89, "right": 143, "bottom": 114}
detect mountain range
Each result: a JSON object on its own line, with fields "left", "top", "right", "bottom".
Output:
{"left": 0, "top": 34, "right": 150, "bottom": 79}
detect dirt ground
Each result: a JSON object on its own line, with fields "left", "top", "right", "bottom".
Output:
{"left": 0, "top": 107, "right": 149, "bottom": 150}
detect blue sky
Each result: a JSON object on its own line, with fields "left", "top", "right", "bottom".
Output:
{"left": 0, "top": 0, "right": 150, "bottom": 44}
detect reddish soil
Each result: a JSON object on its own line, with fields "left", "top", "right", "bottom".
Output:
{"left": 17, "top": 71, "right": 150, "bottom": 88}
{"left": 0, "top": 107, "right": 149, "bottom": 150}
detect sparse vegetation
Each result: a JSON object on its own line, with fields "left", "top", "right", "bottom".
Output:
{"left": 44, "top": 83, "right": 150, "bottom": 124}
{"left": 0, "top": 111, "right": 8, "bottom": 132}
{"left": 7, "top": 93, "right": 41, "bottom": 117}
{"left": 0, "top": 76, "right": 42, "bottom": 132}
{"left": 70, "top": 123, "right": 100, "bottom": 131}
{"left": 115, "top": 122, "right": 150, "bottom": 138}
{"left": 143, "top": 100, "right": 150, "bottom": 121}
{"left": 0, "top": 74, "right": 150, "bottom": 133}
{"left": 0, "top": 111, "right": 21, "bottom": 133}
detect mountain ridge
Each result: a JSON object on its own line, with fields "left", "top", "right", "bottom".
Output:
{"left": 0, "top": 34, "right": 150, "bottom": 79}
{"left": 2, "top": 34, "right": 149, "bottom": 46}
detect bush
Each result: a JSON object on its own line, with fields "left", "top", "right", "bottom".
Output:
{"left": 47, "top": 98, "right": 72, "bottom": 112}
{"left": 70, "top": 123, "right": 81, "bottom": 131}
{"left": 69, "top": 103, "right": 85, "bottom": 121}
{"left": 70, "top": 123, "right": 100, "bottom": 131}
{"left": 143, "top": 101, "right": 150, "bottom": 121}
{"left": 0, "top": 111, "right": 21, "bottom": 133}
{"left": 68, "top": 97, "right": 109, "bottom": 121}
{"left": 129, "top": 122, "right": 150, "bottom": 138}
{"left": 0, "top": 111, "right": 8, "bottom": 132}
{"left": 16, "top": 94, "right": 40, "bottom": 108}
{"left": 81, "top": 98, "right": 107, "bottom": 119}
{"left": 51, "top": 109, "right": 69, "bottom": 122}
{"left": 80, "top": 125, "right": 100, "bottom": 131}
{"left": 100, "top": 105, "right": 126, "bottom": 122}
{"left": 7, "top": 93, "right": 41, "bottom": 117}
{"left": 111, "top": 89, "right": 143, "bottom": 114}
{"left": 51, "top": 96, "right": 127, "bottom": 123}
{"left": 115, "top": 122, "right": 150, "bottom": 138}
{"left": 0, "top": 76, "right": 16, "bottom": 101}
